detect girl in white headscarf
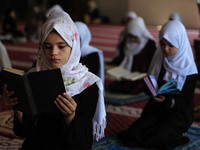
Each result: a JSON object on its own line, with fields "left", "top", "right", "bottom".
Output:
{"left": 120, "top": 17, "right": 155, "bottom": 71}
{"left": 75, "top": 21, "right": 104, "bottom": 85}
{"left": 109, "top": 17, "right": 156, "bottom": 95}
{"left": 119, "top": 20, "right": 198, "bottom": 150}
{"left": 169, "top": 12, "right": 181, "bottom": 22}
{"left": 3, "top": 10, "right": 106, "bottom": 150}
{"left": 107, "top": 11, "right": 138, "bottom": 66}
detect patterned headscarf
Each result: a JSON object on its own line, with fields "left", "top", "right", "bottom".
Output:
{"left": 120, "top": 17, "right": 155, "bottom": 71}
{"left": 75, "top": 21, "right": 104, "bottom": 85}
{"left": 148, "top": 20, "right": 198, "bottom": 90}
{"left": 45, "top": 4, "right": 63, "bottom": 18}
{"left": 36, "top": 10, "right": 106, "bottom": 141}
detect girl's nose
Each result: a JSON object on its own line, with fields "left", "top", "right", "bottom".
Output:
{"left": 52, "top": 47, "right": 59, "bottom": 56}
{"left": 164, "top": 45, "right": 169, "bottom": 52}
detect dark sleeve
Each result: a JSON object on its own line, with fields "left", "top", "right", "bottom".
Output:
{"left": 13, "top": 83, "right": 99, "bottom": 150}
{"left": 172, "top": 74, "right": 197, "bottom": 125}
{"left": 146, "top": 40, "right": 157, "bottom": 71}
{"left": 62, "top": 83, "right": 98, "bottom": 149}
{"left": 0, "top": 71, "right": 3, "bottom": 94}
{"left": 132, "top": 39, "right": 157, "bottom": 72}
{"left": 13, "top": 113, "right": 34, "bottom": 138}
{"left": 85, "top": 53, "right": 100, "bottom": 76}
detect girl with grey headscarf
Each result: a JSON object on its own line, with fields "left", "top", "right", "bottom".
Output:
{"left": 108, "top": 17, "right": 156, "bottom": 95}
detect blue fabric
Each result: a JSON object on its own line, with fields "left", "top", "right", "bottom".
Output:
{"left": 105, "top": 92, "right": 149, "bottom": 106}
{"left": 92, "top": 126, "right": 200, "bottom": 150}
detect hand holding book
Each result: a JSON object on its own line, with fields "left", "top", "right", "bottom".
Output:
{"left": 143, "top": 75, "right": 180, "bottom": 97}
{"left": 2, "top": 67, "right": 66, "bottom": 116}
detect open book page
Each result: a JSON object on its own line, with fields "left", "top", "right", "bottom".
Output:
{"left": 157, "top": 79, "right": 180, "bottom": 95}
{"left": 148, "top": 75, "right": 159, "bottom": 91}
{"left": 3, "top": 67, "right": 25, "bottom": 75}
{"left": 106, "top": 66, "right": 147, "bottom": 81}
{"left": 123, "top": 72, "right": 147, "bottom": 81}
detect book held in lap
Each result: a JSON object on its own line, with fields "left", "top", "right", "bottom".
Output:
{"left": 143, "top": 75, "right": 180, "bottom": 97}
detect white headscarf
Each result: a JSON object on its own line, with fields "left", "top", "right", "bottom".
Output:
{"left": 36, "top": 10, "right": 106, "bottom": 141}
{"left": 169, "top": 12, "right": 181, "bottom": 22}
{"left": 148, "top": 20, "right": 198, "bottom": 90}
{"left": 112, "top": 11, "right": 138, "bottom": 60}
{"left": 125, "top": 11, "right": 137, "bottom": 21}
{"left": 75, "top": 21, "right": 104, "bottom": 86}
{"left": 120, "top": 17, "right": 155, "bottom": 71}
{"left": 0, "top": 41, "right": 11, "bottom": 70}
{"left": 46, "top": 4, "right": 63, "bottom": 18}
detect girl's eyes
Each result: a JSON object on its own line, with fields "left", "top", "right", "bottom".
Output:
{"left": 43, "top": 44, "right": 66, "bottom": 50}
{"left": 168, "top": 44, "right": 174, "bottom": 47}
{"left": 43, "top": 45, "right": 52, "bottom": 49}
{"left": 160, "top": 42, "right": 174, "bottom": 48}
{"left": 58, "top": 45, "right": 66, "bottom": 49}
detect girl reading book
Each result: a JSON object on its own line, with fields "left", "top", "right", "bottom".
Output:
{"left": 2, "top": 10, "right": 106, "bottom": 150}
{"left": 108, "top": 17, "right": 157, "bottom": 95}
{"left": 118, "top": 20, "right": 198, "bottom": 149}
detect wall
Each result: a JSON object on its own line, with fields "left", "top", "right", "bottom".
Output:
{"left": 95, "top": 0, "right": 128, "bottom": 24}
{"left": 96, "top": 0, "right": 200, "bottom": 29}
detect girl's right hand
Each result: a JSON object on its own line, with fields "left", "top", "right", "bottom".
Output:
{"left": 153, "top": 95, "right": 166, "bottom": 103}
{"left": 1, "top": 84, "right": 18, "bottom": 109}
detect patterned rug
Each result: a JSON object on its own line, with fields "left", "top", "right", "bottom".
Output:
{"left": 0, "top": 110, "right": 16, "bottom": 138}
{"left": 0, "top": 110, "right": 24, "bottom": 150}
{"left": 92, "top": 126, "right": 200, "bottom": 150}
{"left": 0, "top": 136, "right": 24, "bottom": 150}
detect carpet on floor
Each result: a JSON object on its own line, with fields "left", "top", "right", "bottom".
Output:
{"left": 92, "top": 126, "right": 200, "bottom": 150}
{"left": 0, "top": 88, "right": 199, "bottom": 150}
{"left": 0, "top": 110, "right": 16, "bottom": 138}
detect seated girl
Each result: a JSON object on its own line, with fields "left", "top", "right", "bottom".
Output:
{"left": 106, "top": 11, "right": 138, "bottom": 66}
{"left": 2, "top": 10, "right": 106, "bottom": 150}
{"left": 108, "top": 17, "right": 156, "bottom": 94}
{"left": 118, "top": 20, "right": 198, "bottom": 150}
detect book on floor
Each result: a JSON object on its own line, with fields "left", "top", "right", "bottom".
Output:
{"left": 2, "top": 67, "right": 66, "bottom": 116}
{"left": 106, "top": 66, "right": 147, "bottom": 81}
{"left": 143, "top": 75, "right": 180, "bottom": 97}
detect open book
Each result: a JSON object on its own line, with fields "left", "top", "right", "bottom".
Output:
{"left": 2, "top": 67, "right": 66, "bottom": 116}
{"left": 143, "top": 75, "right": 180, "bottom": 97}
{"left": 106, "top": 66, "right": 147, "bottom": 81}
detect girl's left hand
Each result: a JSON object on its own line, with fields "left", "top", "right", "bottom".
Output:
{"left": 54, "top": 92, "right": 77, "bottom": 124}
{"left": 153, "top": 95, "right": 166, "bottom": 102}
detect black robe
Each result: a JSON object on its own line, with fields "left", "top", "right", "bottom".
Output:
{"left": 80, "top": 52, "right": 100, "bottom": 77}
{"left": 13, "top": 83, "right": 98, "bottom": 150}
{"left": 119, "top": 66, "right": 198, "bottom": 150}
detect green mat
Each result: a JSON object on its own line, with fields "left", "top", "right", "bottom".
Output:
{"left": 92, "top": 126, "right": 200, "bottom": 150}
{"left": 105, "top": 91, "right": 150, "bottom": 106}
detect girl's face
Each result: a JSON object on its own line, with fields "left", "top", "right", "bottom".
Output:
{"left": 43, "top": 31, "right": 72, "bottom": 68}
{"left": 160, "top": 38, "right": 178, "bottom": 57}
